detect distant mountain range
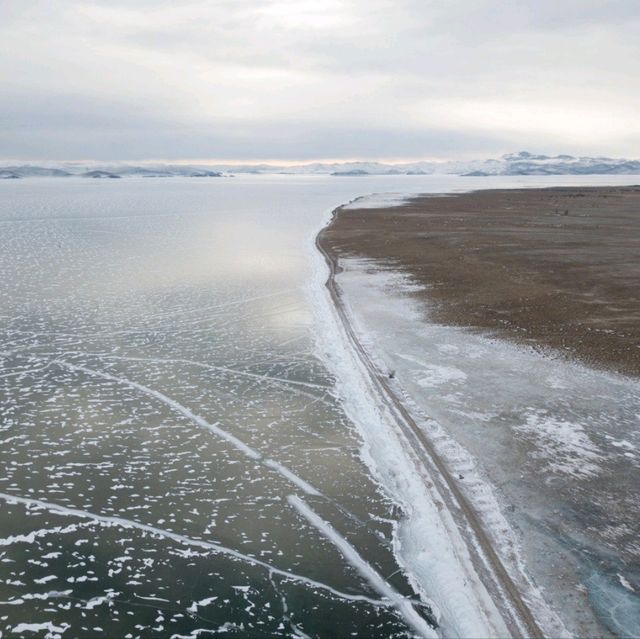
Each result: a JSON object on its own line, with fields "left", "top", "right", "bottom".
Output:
{"left": 456, "top": 151, "right": 640, "bottom": 177}
{"left": 2, "top": 152, "right": 640, "bottom": 179}
{"left": 0, "top": 164, "right": 225, "bottom": 179}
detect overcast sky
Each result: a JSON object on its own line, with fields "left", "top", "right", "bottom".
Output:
{"left": 1, "top": 0, "right": 638, "bottom": 162}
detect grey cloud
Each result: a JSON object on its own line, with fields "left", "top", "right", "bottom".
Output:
{"left": 0, "top": 0, "right": 637, "bottom": 160}
{"left": 0, "top": 89, "right": 512, "bottom": 160}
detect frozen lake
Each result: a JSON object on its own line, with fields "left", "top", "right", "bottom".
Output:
{"left": 1, "top": 174, "right": 638, "bottom": 637}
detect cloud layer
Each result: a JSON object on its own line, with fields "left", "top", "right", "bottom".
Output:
{"left": 1, "top": 0, "right": 638, "bottom": 160}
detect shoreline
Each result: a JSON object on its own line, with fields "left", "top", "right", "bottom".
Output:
{"left": 316, "top": 187, "right": 640, "bottom": 638}
{"left": 314, "top": 206, "right": 549, "bottom": 638}
{"left": 322, "top": 186, "right": 640, "bottom": 378}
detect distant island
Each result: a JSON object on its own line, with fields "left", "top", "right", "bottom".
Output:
{"left": 331, "top": 169, "right": 370, "bottom": 176}
{"left": 83, "top": 170, "right": 121, "bottom": 179}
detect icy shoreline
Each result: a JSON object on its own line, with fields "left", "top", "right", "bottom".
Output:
{"left": 333, "top": 256, "right": 640, "bottom": 638}
{"left": 311, "top": 189, "right": 640, "bottom": 638}
{"left": 307, "top": 198, "right": 529, "bottom": 638}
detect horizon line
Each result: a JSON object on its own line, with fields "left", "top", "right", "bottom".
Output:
{"left": 1, "top": 150, "right": 627, "bottom": 167}
{"left": 0, "top": 155, "right": 460, "bottom": 167}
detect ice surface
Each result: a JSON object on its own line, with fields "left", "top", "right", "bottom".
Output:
{"left": 2, "top": 174, "right": 639, "bottom": 637}
{"left": 1, "top": 175, "right": 452, "bottom": 638}
{"left": 288, "top": 495, "right": 438, "bottom": 638}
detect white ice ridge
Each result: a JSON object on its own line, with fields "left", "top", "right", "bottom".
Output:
{"left": 57, "top": 361, "right": 261, "bottom": 458}
{"left": 263, "top": 460, "right": 321, "bottom": 496}
{"left": 288, "top": 495, "right": 437, "bottom": 639}
{"left": 55, "top": 361, "right": 320, "bottom": 495}
{"left": 95, "top": 353, "right": 329, "bottom": 393}
{"left": 54, "top": 360, "right": 386, "bottom": 542}
{"left": 0, "top": 491, "right": 385, "bottom": 607}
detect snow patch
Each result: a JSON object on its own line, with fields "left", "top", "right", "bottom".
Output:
{"left": 414, "top": 365, "right": 468, "bottom": 388}
{"left": 342, "top": 193, "right": 413, "bottom": 209}
{"left": 11, "top": 622, "right": 70, "bottom": 638}
{"left": 515, "top": 412, "right": 604, "bottom": 478}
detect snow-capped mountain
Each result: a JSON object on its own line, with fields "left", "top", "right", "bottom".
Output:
{"left": 1, "top": 152, "right": 639, "bottom": 178}
{"left": 458, "top": 151, "right": 640, "bottom": 176}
